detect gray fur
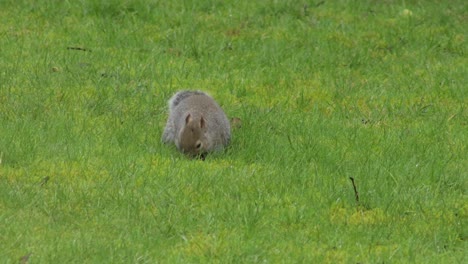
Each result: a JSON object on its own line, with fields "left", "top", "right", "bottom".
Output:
{"left": 162, "top": 90, "right": 231, "bottom": 156}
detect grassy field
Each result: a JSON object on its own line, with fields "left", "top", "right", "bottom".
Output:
{"left": 0, "top": 0, "right": 466, "bottom": 263}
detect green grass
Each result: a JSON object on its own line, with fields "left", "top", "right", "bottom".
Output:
{"left": 0, "top": 0, "right": 466, "bottom": 263}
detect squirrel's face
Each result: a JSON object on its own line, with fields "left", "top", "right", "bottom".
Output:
{"left": 178, "top": 114, "right": 208, "bottom": 158}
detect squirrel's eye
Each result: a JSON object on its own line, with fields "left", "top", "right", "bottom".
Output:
{"left": 196, "top": 143, "right": 202, "bottom": 149}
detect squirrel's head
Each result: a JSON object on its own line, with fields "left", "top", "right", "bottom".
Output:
{"left": 178, "top": 113, "right": 208, "bottom": 159}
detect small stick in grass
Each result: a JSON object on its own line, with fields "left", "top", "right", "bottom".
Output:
{"left": 40, "top": 176, "right": 50, "bottom": 187}
{"left": 349, "top": 177, "right": 359, "bottom": 204}
{"left": 67, "top": 47, "right": 91, "bottom": 52}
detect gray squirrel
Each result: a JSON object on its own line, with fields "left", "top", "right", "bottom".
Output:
{"left": 162, "top": 90, "right": 231, "bottom": 157}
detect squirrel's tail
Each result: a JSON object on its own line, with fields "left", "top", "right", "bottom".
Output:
{"left": 169, "top": 90, "right": 206, "bottom": 108}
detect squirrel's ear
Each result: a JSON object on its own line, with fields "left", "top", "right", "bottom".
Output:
{"left": 185, "top": 113, "right": 192, "bottom": 124}
{"left": 200, "top": 116, "right": 205, "bottom": 128}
